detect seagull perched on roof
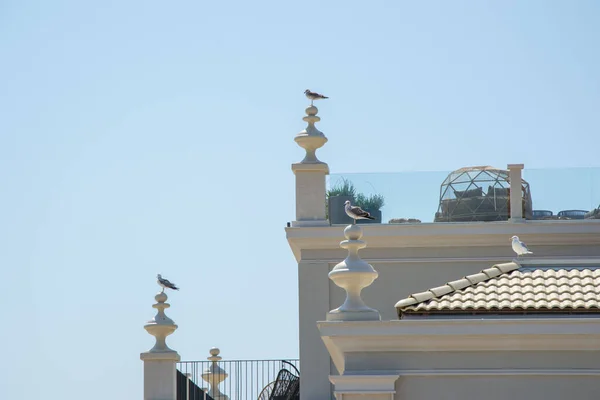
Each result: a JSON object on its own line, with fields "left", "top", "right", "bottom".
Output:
{"left": 511, "top": 236, "right": 533, "bottom": 257}
{"left": 304, "top": 89, "right": 328, "bottom": 105}
{"left": 344, "top": 200, "right": 375, "bottom": 224}
{"left": 157, "top": 274, "right": 179, "bottom": 292}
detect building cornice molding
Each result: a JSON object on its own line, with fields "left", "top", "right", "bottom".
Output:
{"left": 344, "top": 369, "right": 600, "bottom": 377}
{"left": 329, "top": 374, "right": 399, "bottom": 398}
{"left": 298, "top": 256, "right": 600, "bottom": 266}
{"left": 318, "top": 318, "right": 600, "bottom": 374}
{"left": 286, "top": 221, "right": 600, "bottom": 261}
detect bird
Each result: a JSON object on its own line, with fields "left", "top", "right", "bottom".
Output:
{"left": 304, "top": 89, "right": 329, "bottom": 105}
{"left": 344, "top": 200, "right": 375, "bottom": 224}
{"left": 511, "top": 235, "right": 533, "bottom": 257}
{"left": 157, "top": 274, "right": 179, "bottom": 292}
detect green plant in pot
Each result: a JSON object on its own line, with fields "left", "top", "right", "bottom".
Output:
{"left": 355, "top": 193, "right": 385, "bottom": 224}
{"left": 327, "top": 178, "right": 357, "bottom": 224}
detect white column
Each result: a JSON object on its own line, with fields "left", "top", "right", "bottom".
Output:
{"left": 292, "top": 105, "right": 329, "bottom": 227}
{"left": 299, "top": 261, "right": 333, "bottom": 400}
{"left": 508, "top": 163, "right": 525, "bottom": 222}
{"left": 140, "top": 292, "right": 181, "bottom": 400}
{"left": 327, "top": 224, "right": 380, "bottom": 322}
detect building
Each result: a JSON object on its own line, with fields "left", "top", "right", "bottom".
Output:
{"left": 141, "top": 105, "right": 600, "bottom": 400}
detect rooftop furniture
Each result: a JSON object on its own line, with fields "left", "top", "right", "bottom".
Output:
{"left": 533, "top": 210, "right": 554, "bottom": 220}
{"left": 558, "top": 210, "right": 589, "bottom": 220}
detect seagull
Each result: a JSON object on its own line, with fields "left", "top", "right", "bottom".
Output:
{"left": 344, "top": 200, "right": 375, "bottom": 224}
{"left": 157, "top": 274, "right": 179, "bottom": 292}
{"left": 511, "top": 235, "right": 533, "bottom": 257}
{"left": 304, "top": 89, "right": 329, "bottom": 105}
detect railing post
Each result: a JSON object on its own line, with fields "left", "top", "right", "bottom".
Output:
{"left": 140, "top": 292, "right": 180, "bottom": 400}
{"left": 201, "top": 348, "right": 229, "bottom": 400}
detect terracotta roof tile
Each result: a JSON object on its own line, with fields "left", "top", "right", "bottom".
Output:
{"left": 396, "top": 265, "right": 600, "bottom": 316}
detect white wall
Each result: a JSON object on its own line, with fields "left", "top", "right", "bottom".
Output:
{"left": 395, "top": 375, "right": 600, "bottom": 400}
{"left": 298, "top": 261, "right": 332, "bottom": 400}
{"left": 288, "top": 221, "right": 600, "bottom": 400}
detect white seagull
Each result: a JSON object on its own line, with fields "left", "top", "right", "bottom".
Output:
{"left": 344, "top": 200, "right": 375, "bottom": 224}
{"left": 304, "top": 89, "right": 329, "bottom": 105}
{"left": 157, "top": 274, "right": 179, "bottom": 292}
{"left": 511, "top": 236, "right": 533, "bottom": 257}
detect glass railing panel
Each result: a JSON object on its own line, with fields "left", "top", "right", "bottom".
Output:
{"left": 327, "top": 171, "right": 448, "bottom": 224}
{"left": 523, "top": 167, "right": 600, "bottom": 220}
{"left": 327, "top": 167, "right": 600, "bottom": 224}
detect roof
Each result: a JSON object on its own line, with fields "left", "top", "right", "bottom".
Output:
{"left": 395, "top": 262, "right": 600, "bottom": 317}
{"left": 454, "top": 165, "right": 505, "bottom": 173}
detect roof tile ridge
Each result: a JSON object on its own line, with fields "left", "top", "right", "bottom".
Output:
{"left": 395, "top": 262, "right": 520, "bottom": 310}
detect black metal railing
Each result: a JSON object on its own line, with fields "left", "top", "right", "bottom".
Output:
{"left": 177, "top": 359, "right": 300, "bottom": 400}
{"left": 177, "top": 370, "right": 214, "bottom": 400}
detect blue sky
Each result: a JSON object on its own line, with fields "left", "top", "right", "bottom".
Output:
{"left": 1, "top": 1, "right": 600, "bottom": 399}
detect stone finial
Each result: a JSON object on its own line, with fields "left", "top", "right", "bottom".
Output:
{"left": 143, "top": 292, "right": 179, "bottom": 354}
{"left": 294, "top": 106, "right": 328, "bottom": 164}
{"left": 140, "top": 291, "right": 180, "bottom": 400}
{"left": 327, "top": 224, "right": 381, "bottom": 321}
{"left": 201, "top": 347, "right": 229, "bottom": 400}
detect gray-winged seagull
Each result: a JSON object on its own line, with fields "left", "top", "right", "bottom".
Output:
{"left": 511, "top": 235, "right": 533, "bottom": 257}
{"left": 304, "top": 89, "right": 329, "bottom": 105}
{"left": 157, "top": 274, "right": 179, "bottom": 292}
{"left": 344, "top": 200, "right": 375, "bottom": 224}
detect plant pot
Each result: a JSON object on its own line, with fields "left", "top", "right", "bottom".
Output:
{"left": 328, "top": 195, "right": 354, "bottom": 225}
{"left": 357, "top": 209, "right": 382, "bottom": 224}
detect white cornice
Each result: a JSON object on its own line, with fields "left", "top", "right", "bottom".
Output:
{"left": 344, "top": 369, "right": 600, "bottom": 376}
{"left": 318, "top": 318, "right": 600, "bottom": 374}
{"left": 286, "top": 220, "right": 600, "bottom": 262}
{"left": 298, "top": 256, "right": 600, "bottom": 265}
{"left": 329, "top": 374, "right": 399, "bottom": 394}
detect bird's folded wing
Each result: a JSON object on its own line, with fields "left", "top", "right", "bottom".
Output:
{"left": 351, "top": 206, "right": 368, "bottom": 216}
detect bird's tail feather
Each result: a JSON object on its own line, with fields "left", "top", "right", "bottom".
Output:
{"left": 366, "top": 215, "right": 375, "bottom": 220}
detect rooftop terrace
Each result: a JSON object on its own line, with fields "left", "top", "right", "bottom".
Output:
{"left": 326, "top": 166, "right": 600, "bottom": 225}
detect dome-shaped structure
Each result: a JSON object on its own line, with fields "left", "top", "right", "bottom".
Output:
{"left": 434, "top": 166, "right": 533, "bottom": 222}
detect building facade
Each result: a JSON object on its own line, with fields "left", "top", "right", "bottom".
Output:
{"left": 286, "top": 106, "right": 600, "bottom": 400}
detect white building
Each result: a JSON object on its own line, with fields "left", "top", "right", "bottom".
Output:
{"left": 142, "top": 105, "right": 600, "bottom": 400}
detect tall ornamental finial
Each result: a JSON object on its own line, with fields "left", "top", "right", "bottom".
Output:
{"left": 327, "top": 224, "right": 381, "bottom": 321}
{"left": 290, "top": 91, "right": 330, "bottom": 227}
{"left": 294, "top": 94, "right": 328, "bottom": 164}
{"left": 140, "top": 290, "right": 180, "bottom": 400}
{"left": 201, "top": 347, "right": 229, "bottom": 400}
{"left": 143, "top": 292, "right": 179, "bottom": 353}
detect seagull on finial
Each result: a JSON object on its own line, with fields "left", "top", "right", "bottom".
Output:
{"left": 511, "top": 236, "right": 533, "bottom": 257}
{"left": 304, "top": 89, "right": 328, "bottom": 106}
{"left": 157, "top": 274, "right": 179, "bottom": 292}
{"left": 344, "top": 200, "right": 375, "bottom": 224}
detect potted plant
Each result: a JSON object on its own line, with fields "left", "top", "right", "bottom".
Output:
{"left": 327, "top": 178, "right": 356, "bottom": 225}
{"left": 355, "top": 193, "right": 385, "bottom": 224}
